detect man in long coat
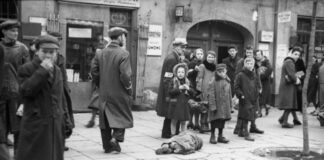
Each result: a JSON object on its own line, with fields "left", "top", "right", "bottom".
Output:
{"left": 91, "top": 27, "right": 133, "bottom": 153}
{"left": 16, "top": 35, "right": 64, "bottom": 160}
{"left": 222, "top": 46, "right": 241, "bottom": 95}
{"left": 0, "top": 20, "right": 29, "bottom": 152}
{"left": 156, "top": 38, "right": 187, "bottom": 138}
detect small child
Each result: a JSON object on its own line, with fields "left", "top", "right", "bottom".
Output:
{"left": 167, "top": 63, "right": 194, "bottom": 136}
{"left": 207, "top": 64, "right": 232, "bottom": 144}
{"left": 234, "top": 57, "right": 261, "bottom": 141}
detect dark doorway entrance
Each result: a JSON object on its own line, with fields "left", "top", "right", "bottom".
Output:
{"left": 218, "top": 46, "right": 229, "bottom": 63}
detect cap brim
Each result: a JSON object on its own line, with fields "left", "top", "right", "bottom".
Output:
{"left": 40, "top": 43, "right": 59, "bottom": 49}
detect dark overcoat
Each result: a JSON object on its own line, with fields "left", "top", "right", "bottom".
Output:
{"left": 0, "top": 45, "right": 6, "bottom": 143}
{"left": 318, "top": 63, "right": 324, "bottom": 112}
{"left": 295, "top": 58, "right": 306, "bottom": 111}
{"left": 222, "top": 55, "right": 242, "bottom": 94}
{"left": 156, "top": 49, "right": 181, "bottom": 117}
{"left": 91, "top": 41, "right": 133, "bottom": 129}
{"left": 307, "top": 62, "right": 320, "bottom": 105}
{"left": 207, "top": 74, "right": 232, "bottom": 122}
{"left": 257, "top": 57, "right": 273, "bottom": 106}
{"left": 234, "top": 68, "right": 261, "bottom": 121}
{"left": 277, "top": 57, "right": 298, "bottom": 110}
{"left": 16, "top": 57, "right": 64, "bottom": 160}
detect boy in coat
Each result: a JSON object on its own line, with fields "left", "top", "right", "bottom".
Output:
{"left": 208, "top": 63, "right": 232, "bottom": 144}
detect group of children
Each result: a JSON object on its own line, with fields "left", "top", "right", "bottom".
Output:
{"left": 165, "top": 48, "right": 261, "bottom": 145}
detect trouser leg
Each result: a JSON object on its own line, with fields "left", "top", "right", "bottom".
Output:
{"left": 179, "top": 121, "right": 187, "bottom": 132}
{"left": 170, "top": 119, "right": 177, "bottom": 135}
{"left": 111, "top": 128, "right": 125, "bottom": 142}
{"left": 161, "top": 118, "right": 171, "bottom": 138}
{"left": 234, "top": 119, "right": 243, "bottom": 134}
{"left": 100, "top": 113, "right": 112, "bottom": 151}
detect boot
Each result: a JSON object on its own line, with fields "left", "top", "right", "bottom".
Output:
{"left": 281, "top": 123, "right": 294, "bottom": 128}
{"left": 109, "top": 138, "right": 121, "bottom": 153}
{"left": 233, "top": 119, "right": 243, "bottom": 135}
{"left": 250, "top": 121, "right": 264, "bottom": 134}
{"left": 85, "top": 120, "right": 95, "bottom": 128}
{"left": 244, "top": 134, "right": 255, "bottom": 141}
{"left": 238, "top": 128, "right": 245, "bottom": 137}
{"left": 209, "top": 134, "right": 217, "bottom": 144}
{"left": 217, "top": 136, "right": 229, "bottom": 143}
{"left": 193, "top": 124, "right": 201, "bottom": 131}
{"left": 187, "top": 122, "right": 194, "bottom": 129}
{"left": 242, "top": 120, "right": 254, "bottom": 141}
{"left": 161, "top": 118, "right": 171, "bottom": 138}
{"left": 293, "top": 119, "right": 302, "bottom": 125}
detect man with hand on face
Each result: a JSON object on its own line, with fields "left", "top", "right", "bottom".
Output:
{"left": 16, "top": 35, "right": 65, "bottom": 160}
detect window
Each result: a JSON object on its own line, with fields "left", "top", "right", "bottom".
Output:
{"left": 0, "top": 0, "right": 18, "bottom": 20}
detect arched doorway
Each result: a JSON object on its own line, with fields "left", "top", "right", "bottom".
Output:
{"left": 186, "top": 20, "right": 253, "bottom": 63}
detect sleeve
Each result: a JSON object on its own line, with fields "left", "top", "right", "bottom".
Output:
{"left": 0, "top": 48, "right": 4, "bottom": 91}
{"left": 90, "top": 52, "right": 100, "bottom": 87}
{"left": 162, "top": 58, "right": 177, "bottom": 92}
{"left": 234, "top": 73, "right": 244, "bottom": 99}
{"left": 285, "top": 60, "right": 297, "bottom": 83}
{"left": 260, "top": 61, "right": 273, "bottom": 80}
{"left": 235, "top": 59, "right": 243, "bottom": 75}
{"left": 187, "top": 81, "right": 196, "bottom": 97}
{"left": 196, "top": 64, "right": 205, "bottom": 92}
{"left": 18, "top": 65, "right": 50, "bottom": 98}
{"left": 119, "top": 52, "right": 132, "bottom": 93}
{"left": 207, "top": 79, "right": 217, "bottom": 111}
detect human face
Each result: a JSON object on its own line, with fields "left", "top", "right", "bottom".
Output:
{"left": 291, "top": 51, "right": 301, "bottom": 61}
{"left": 228, "top": 48, "right": 237, "bottom": 58}
{"left": 36, "top": 48, "right": 58, "bottom": 62}
{"left": 245, "top": 49, "right": 253, "bottom": 58}
{"left": 2, "top": 28, "right": 19, "bottom": 41}
{"left": 177, "top": 67, "right": 186, "bottom": 79}
{"left": 217, "top": 69, "right": 227, "bottom": 78}
{"left": 175, "top": 45, "right": 185, "bottom": 55}
{"left": 206, "top": 54, "right": 215, "bottom": 64}
{"left": 255, "top": 51, "right": 263, "bottom": 61}
{"left": 196, "top": 50, "right": 204, "bottom": 60}
{"left": 245, "top": 60, "right": 255, "bottom": 71}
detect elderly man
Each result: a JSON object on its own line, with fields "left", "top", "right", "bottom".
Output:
{"left": 91, "top": 27, "right": 133, "bottom": 153}
{"left": 156, "top": 38, "right": 187, "bottom": 138}
{"left": 0, "top": 20, "right": 29, "bottom": 153}
{"left": 16, "top": 35, "right": 65, "bottom": 160}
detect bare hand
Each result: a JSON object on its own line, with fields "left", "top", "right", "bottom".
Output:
{"left": 179, "top": 85, "right": 185, "bottom": 90}
{"left": 41, "top": 59, "right": 53, "bottom": 71}
{"left": 296, "top": 78, "right": 301, "bottom": 85}
{"left": 183, "top": 84, "right": 190, "bottom": 90}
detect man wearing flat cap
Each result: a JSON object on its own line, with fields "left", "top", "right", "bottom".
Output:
{"left": 16, "top": 35, "right": 65, "bottom": 160}
{"left": 156, "top": 37, "right": 187, "bottom": 138}
{"left": 0, "top": 20, "right": 29, "bottom": 153}
{"left": 91, "top": 27, "right": 133, "bottom": 153}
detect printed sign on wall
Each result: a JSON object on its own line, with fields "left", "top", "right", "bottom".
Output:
{"left": 147, "top": 24, "right": 162, "bottom": 56}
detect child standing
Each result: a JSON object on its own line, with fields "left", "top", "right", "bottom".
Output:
{"left": 167, "top": 63, "right": 193, "bottom": 136}
{"left": 234, "top": 57, "right": 261, "bottom": 141}
{"left": 187, "top": 48, "right": 204, "bottom": 130}
{"left": 196, "top": 51, "right": 217, "bottom": 133}
{"left": 207, "top": 64, "right": 232, "bottom": 144}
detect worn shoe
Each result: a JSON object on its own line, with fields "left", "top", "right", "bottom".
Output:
{"left": 244, "top": 135, "right": 255, "bottom": 141}
{"left": 64, "top": 146, "right": 69, "bottom": 151}
{"left": 209, "top": 134, "right": 217, "bottom": 144}
{"left": 217, "top": 137, "right": 229, "bottom": 143}
{"left": 187, "top": 123, "right": 194, "bottom": 129}
{"left": 265, "top": 108, "right": 269, "bottom": 116}
{"left": 233, "top": 128, "right": 239, "bottom": 135}
{"left": 278, "top": 117, "right": 284, "bottom": 124}
{"left": 85, "top": 120, "right": 95, "bottom": 128}
{"left": 250, "top": 127, "right": 264, "bottom": 134}
{"left": 281, "top": 123, "right": 294, "bottom": 128}
{"left": 238, "top": 131, "right": 245, "bottom": 137}
{"left": 293, "top": 119, "right": 302, "bottom": 125}
{"left": 110, "top": 140, "right": 121, "bottom": 153}
{"left": 193, "top": 125, "right": 201, "bottom": 131}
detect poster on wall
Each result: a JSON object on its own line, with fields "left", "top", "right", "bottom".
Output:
{"left": 147, "top": 24, "right": 163, "bottom": 56}
{"left": 68, "top": 28, "right": 92, "bottom": 38}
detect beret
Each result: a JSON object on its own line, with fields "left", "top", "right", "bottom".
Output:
{"left": 47, "top": 31, "right": 62, "bottom": 40}
{"left": 108, "top": 27, "right": 128, "bottom": 38}
{"left": 216, "top": 63, "right": 227, "bottom": 70}
{"left": 0, "top": 20, "right": 20, "bottom": 30}
{"left": 172, "top": 38, "right": 187, "bottom": 46}
{"left": 35, "top": 35, "right": 59, "bottom": 49}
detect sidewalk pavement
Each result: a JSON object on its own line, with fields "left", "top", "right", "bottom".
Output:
{"left": 62, "top": 108, "right": 324, "bottom": 160}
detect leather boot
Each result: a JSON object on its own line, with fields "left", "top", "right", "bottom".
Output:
{"left": 217, "top": 136, "right": 229, "bottom": 143}
{"left": 209, "top": 134, "right": 217, "bottom": 144}
{"left": 250, "top": 121, "right": 264, "bottom": 134}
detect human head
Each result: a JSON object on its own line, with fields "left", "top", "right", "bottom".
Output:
{"left": 216, "top": 63, "right": 227, "bottom": 77}
{"left": 173, "top": 63, "right": 188, "bottom": 80}
{"left": 289, "top": 47, "right": 302, "bottom": 61}
{"left": 172, "top": 38, "right": 187, "bottom": 55}
{"left": 228, "top": 46, "right": 238, "bottom": 58}
{"left": 254, "top": 50, "right": 264, "bottom": 61}
{"left": 35, "top": 35, "right": 59, "bottom": 62}
{"left": 206, "top": 50, "right": 216, "bottom": 64}
{"left": 244, "top": 57, "right": 255, "bottom": 71}
{"left": 0, "top": 20, "right": 20, "bottom": 41}
{"left": 195, "top": 48, "right": 204, "bottom": 61}
{"left": 245, "top": 46, "right": 254, "bottom": 58}
{"left": 108, "top": 27, "right": 128, "bottom": 47}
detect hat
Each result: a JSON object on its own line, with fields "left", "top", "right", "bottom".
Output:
{"left": 35, "top": 35, "right": 59, "bottom": 49}
{"left": 172, "top": 38, "right": 187, "bottom": 46}
{"left": 0, "top": 20, "right": 20, "bottom": 30}
{"left": 108, "top": 27, "right": 128, "bottom": 38}
{"left": 316, "top": 52, "right": 324, "bottom": 59}
{"left": 47, "top": 31, "right": 62, "bottom": 40}
{"left": 173, "top": 63, "right": 188, "bottom": 76}
{"left": 216, "top": 63, "right": 226, "bottom": 71}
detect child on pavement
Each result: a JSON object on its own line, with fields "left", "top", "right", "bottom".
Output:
{"left": 234, "top": 57, "right": 261, "bottom": 141}
{"left": 168, "top": 63, "right": 194, "bottom": 136}
{"left": 207, "top": 63, "right": 232, "bottom": 144}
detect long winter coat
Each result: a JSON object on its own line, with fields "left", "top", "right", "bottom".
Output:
{"left": 167, "top": 78, "right": 193, "bottom": 121}
{"left": 156, "top": 49, "right": 181, "bottom": 117}
{"left": 256, "top": 57, "right": 273, "bottom": 106}
{"left": 91, "top": 41, "right": 133, "bottom": 129}
{"left": 16, "top": 57, "right": 64, "bottom": 160}
{"left": 222, "top": 55, "right": 242, "bottom": 94}
{"left": 196, "top": 61, "right": 216, "bottom": 101}
{"left": 277, "top": 57, "right": 298, "bottom": 110}
{"left": 187, "top": 58, "right": 202, "bottom": 98}
{"left": 307, "top": 62, "right": 320, "bottom": 105}
{"left": 234, "top": 68, "right": 261, "bottom": 121}
{"left": 295, "top": 58, "right": 306, "bottom": 111}
{"left": 318, "top": 63, "right": 324, "bottom": 113}
{"left": 207, "top": 74, "right": 232, "bottom": 122}
{"left": 0, "top": 45, "right": 6, "bottom": 143}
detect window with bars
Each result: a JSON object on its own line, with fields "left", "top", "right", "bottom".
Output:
{"left": 0, "top": 0, "right": 19, "bottom": 20}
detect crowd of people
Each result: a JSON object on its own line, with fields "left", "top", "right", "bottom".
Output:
{"left": 1, "top": 17, "right": 324, "bottom": 159}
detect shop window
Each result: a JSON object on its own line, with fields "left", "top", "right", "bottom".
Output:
{"left": 0, "top": 0, "right": 18, "bottom": 20}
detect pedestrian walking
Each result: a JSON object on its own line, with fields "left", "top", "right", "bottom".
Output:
{"left": 317, "top": 53, "right": 324, "bottom": 126}
{"left": 187, "top": 48, "right": 204, "bottom": 130}
{"left": 277, "top": 47, "right": 302, "bottom": 128}
{"left": 196, "top": 50, "right": 217, "bottom": 133}
{"left": 234, "top": 57, "right": 261, "bottom": 141}
{"left": 168, "top": 63, "right": 193, "bottom": 136}
{"left": 91, "top": 27, "right": 133, "bottom": 153}
{"left": 0, "top": 20, "right": 29, "bottom": 154}
{"left": 156, "top": 38, "right": 187, "bottom": 138}
{"left": 308, "top": 55, "right": 321, "bottom": 116}
{"left": 207, "top": 63, "right": 232, "bottom": 144}
{"left": 255, "top": 50, "right": 273, "bottom": 116}
{"left": 16, "top": 35, "right": 65, "bottom": 160}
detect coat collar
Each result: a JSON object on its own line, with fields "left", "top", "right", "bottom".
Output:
{"left": 284, "top": 57, "right": 295, "bottom": 62}
{"left": 203, "top": 60, "right": 216, "bottom": 71}
{"left": 241, "top": 67, "right": 255, "bottom": 79}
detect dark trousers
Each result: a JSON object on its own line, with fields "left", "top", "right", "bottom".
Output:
{"left": 100, "top": 113, "right": 125, "bottom": 150}
{"left": 0, "top": 143, "right": 9, "bottom": 160}
{"left": 161, "top": 118, "right": 171, "bottom": 137}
